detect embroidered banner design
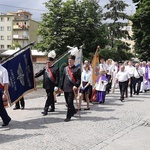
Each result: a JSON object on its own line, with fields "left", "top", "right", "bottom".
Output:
{"left": 2, "top": 47, "right": 36, "bottom": 105}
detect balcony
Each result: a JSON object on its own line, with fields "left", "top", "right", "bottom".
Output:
{"left": 13, "top": 35, "right": 29, "bottom": 40}
{"left": 13, "top": 25, "right": 29, "bottom": 30}
{"left": 14, "top": 16, "right": 30, "bottom": 21}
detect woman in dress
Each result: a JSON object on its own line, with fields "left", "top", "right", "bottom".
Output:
{"left": 78, "top": 64, "right": 92, "bottom": 110}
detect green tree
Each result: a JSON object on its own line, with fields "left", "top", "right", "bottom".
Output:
{"left": 131, "top": 0, "right": 150, "bottom": 60}
{"left": 10, "top": 43, "right": 22, "bottom": 50}
{"left": 37, "top": 0, "right": 106, "bottom": 59}
{"left": 103, "top": 0, "right": 130, "bottom": 49}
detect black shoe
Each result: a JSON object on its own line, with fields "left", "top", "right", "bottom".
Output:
{"left": 48, "top": 109, "right": 55, "bottom": 112}
{"left": 41, "top": 112, "right": 47, "bottom": 116}
{"left": 13, "top": 107, "right": 20, "bottom": 110}
{"left": 2, "top": 118, "right": 11, "bottom": 127}
{"left": 130, "top": 95, "right": 132, "bottom": 97}
{"left": 21, "top": 107, "right": 24, "bottom": 110}
{"left": 64, "top": 118, "right": 71, "bottom": 122}
{"left": 84, "top": 108, "right": 90, "bottom": 110}
{"left": 119, "top": 98, "right": 124, "bottom": 101}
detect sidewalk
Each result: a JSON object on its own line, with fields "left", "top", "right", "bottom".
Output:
{"left": 93, "top": 118, "right": 150, "bottom": 150}
{"left": 0, "top": 89, "right": 150, "bottom": 150}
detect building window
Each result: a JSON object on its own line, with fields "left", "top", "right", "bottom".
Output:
{"left": 0, "top": 45, "right": 4, "bottom": 49}
{"left": 7, "top": 26, "right": 11, "bottom": 31}
{"left": 0, "top": 17, "right": 4, "bottom": 22}
{"left": 7, "top": 36, "right": 11, "bottom": 40}
{"left": 7, "top": 45, "right": 11, "bottom": 49}
{"left": 0, "top": 36, "right": 4, "bottom": 40}
{"left": 14, "top": 31, "right": 18, "bottom": 35}
{"left": 0, "top": 26, "right": 4, "bottom": 31}
{"left": 7, "top": 17, "right": 11, "bottom": 21}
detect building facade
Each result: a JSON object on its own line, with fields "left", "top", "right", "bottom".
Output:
{"left": 0, "top": 10, "right": 39, "bottom": 50}
{"left": 121, "top": 20, "right": 135, "bottom": 53}
{"left": 0, "top": 14, "right": 14, "bottom": 49}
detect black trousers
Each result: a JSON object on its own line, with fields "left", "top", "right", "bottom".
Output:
{"left": 44, "top": 89, "right": 55, "bottom": 112}
{"left": 106, "top": 74, "right": 112, "bottom": 94}
{"left": 129, "top": 77, "right": 134, "bottom": 96}
{"left": 0, "top": 92, "right": 11, "bottom": 124}
{"left": 64, "top": 92, "right": 76, "bottom": 119}
{"left": 15, "top": 97, "right": 25, "bottom": 108}
{"left": 133, "top": 77, "right": 142, "bottom": 94}
{"left": 119, "top": 81, "right": 128, "bottom": 99}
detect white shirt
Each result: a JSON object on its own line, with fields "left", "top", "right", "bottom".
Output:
{"left": 141, "top": 66, "right": 146, "bottom": 74}
{"left": 125, "top": 65, "right": 135, "bottom": 77}
{"left": 95, "top": 76, "right": 108, "bottom": 91}
{"left": 112, "top": 65, "right": 119, "bottom": 80}
{"left": 99, "top": 63, "right": 108, "bottom": 72}
{"left": 116, "top": 70, "right": 130, "bottom": 82}
{"left": 0, "top": 65, "right": 9, "bottom": 85}
{"left": 107, "top": 64, "right": 114, "bottom": 75}
{"left": 133, "top": 67, "right": 143, "bottom": 78}
{"left": 148, "top": 67, "right": 150, "bottom": 79}
{"left": 81, "top": 70, "right": 92, "bottom": 84}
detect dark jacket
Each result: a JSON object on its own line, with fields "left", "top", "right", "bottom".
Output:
{"left": 61, "top": 65, "right": 81, "bottom": 92}
{"left": 35, "top": 65, "right": 59, "bottom": 90}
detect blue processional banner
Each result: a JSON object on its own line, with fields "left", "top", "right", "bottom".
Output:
{"left": 2, "top": 47, "right": 36, "bottom": 105}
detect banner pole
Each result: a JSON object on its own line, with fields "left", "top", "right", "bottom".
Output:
{"left": 1, "top": 41, "right": 35, "bottom": 64}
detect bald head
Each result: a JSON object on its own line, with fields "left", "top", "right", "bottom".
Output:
{"left": 120, "top": 65, "right": 125, "bottom": 71}
{"left": 135, "top": 63, "right": 139, "bottom": 69}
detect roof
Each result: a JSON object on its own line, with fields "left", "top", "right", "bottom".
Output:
{"left": 0, "top": 49, "right": 46, "bottom": 56}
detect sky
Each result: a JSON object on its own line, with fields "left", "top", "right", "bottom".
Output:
{"left": 0, "top": 0, "right": 136, "bottom": 22}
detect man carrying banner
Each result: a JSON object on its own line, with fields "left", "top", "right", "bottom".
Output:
{"left": 35, "top": 50, "right": 59, "bottom": 116}
{"left": 0, "top": 64, "right": 11, "bottom": 126}
{"left": 60, "top": 55, "right": 81, "bottom": 122}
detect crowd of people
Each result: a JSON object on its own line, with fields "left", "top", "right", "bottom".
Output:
{"left": 34, "top": 51, "right": 150, "bottom": 122}
{"left": 0, "top": 52, "right": 150, "bottom": 126}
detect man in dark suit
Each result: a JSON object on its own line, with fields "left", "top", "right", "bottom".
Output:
{"left": 60, "top": 55, "right": 81, "bottom": 122}
{"left": 35, "top": 50, "right": 59, "bottom": 116}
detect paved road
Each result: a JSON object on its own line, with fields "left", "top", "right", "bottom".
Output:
{"left": 0, "top": 88, "right": 150, "bottom": 150}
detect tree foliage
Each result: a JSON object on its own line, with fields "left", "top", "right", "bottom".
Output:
{"left": 96, "top": 0, "right": 134, "bottom": 62}
{"left": 37, "top": 0, "right": 106, "bottom": 59}
{"left": 131, "top": 0, "right": 150, "bottom": 61}
{"left": 99, "top": 38, "right": 133, "bottom": 62}
{"left": 10, "top": 43, "right": 22, "bottom": 50}
{"left": 103, "top": 0, "right": 130, "bottom": 49}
